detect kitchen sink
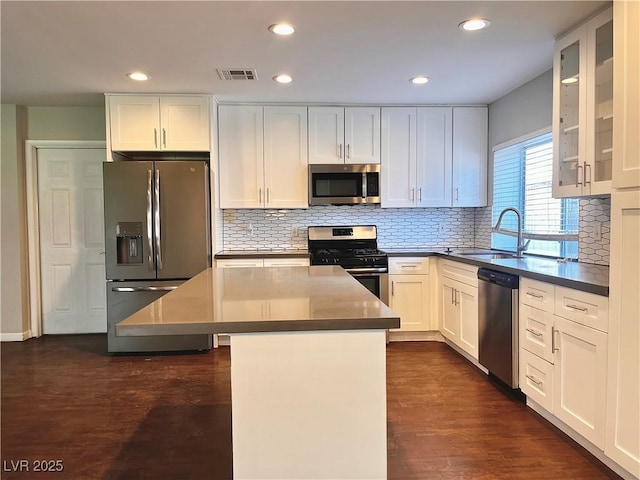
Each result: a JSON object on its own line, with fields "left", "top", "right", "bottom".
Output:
{"left": 458, "top": 252, "right": 518, "bottom": 259}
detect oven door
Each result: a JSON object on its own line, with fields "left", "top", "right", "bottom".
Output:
{"left": 346, "top": 269, "right": 389, "bottom": 306}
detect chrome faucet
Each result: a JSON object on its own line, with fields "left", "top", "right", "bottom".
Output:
{"left": 493, "top": 207, "right": 526, "bottom": 257}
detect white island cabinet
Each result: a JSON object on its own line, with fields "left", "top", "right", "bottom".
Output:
{"left": 116, "top": 266, "right": 399, "bottom": 480}
{"left": 107, "top": 94, "right": 211, "bottom": 152}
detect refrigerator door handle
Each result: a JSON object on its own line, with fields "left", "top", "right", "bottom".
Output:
{"left": 146, "top": 169, "right": 154, "bottom": 270}
{"left": 154, "top": 169, "right": 163, "bottom": 270}
{"left": 111, "top": 286, "right": 179, "bottom": 292}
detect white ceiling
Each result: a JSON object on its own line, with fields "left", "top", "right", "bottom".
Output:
{"left": 1, "top": 1, "right": 610, "bottom": 107}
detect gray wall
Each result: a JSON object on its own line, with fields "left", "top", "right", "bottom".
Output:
{"left": 1, "top": 105, "right": 29, "bottom": 338}
{"left": 488, "top": 69, "right": 553, "bottom": 149}
{"left": 0, "top": 105, "right": 106, "bottom": 338}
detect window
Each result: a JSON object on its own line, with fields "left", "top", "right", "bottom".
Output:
{"left": 492, "top": 130, "right": 578, "bottom": 258}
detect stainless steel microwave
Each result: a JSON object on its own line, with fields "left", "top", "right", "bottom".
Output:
{"left": 308, "top": 164, "right": 381, "bottom": 205}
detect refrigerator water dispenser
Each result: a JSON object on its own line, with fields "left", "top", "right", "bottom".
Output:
{"left": 116, "top": 222, "right": 143, "bottom": 264}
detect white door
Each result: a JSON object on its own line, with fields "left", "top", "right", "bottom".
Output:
{"left": 452, "top": 107, "right": 488, "bottom": 207}
{"left": 160, "top": 96, "right": 211, "bottom": 151}
{"left": 37, "top": 148, "right": 106, "bottom": 334}
{"left": 440, "top": 279, "right": 459, "bottom": 341}
{"left": 108, "top": 95, "right": 160, "bottom": 151}
{"left": 416, "top": 107, "right": 452, "bottom": 207}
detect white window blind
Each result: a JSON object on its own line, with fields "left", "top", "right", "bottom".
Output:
{"left": 492, "top": 131, "right": 578, "bottom": 258}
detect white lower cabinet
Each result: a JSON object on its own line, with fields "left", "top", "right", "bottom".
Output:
{"left": 216, "top": 258, "right": 309, "bottom": 268}
{"left": 553, "top": 315, "right": 608, "bottom": 448}
{"left": 519, "top": 277, "right": 609, "bottom": 450}
{"left": 388, "top": 258, "right": 431, "bottom": 331}
{"left": 439, "top": 260, "right": 478, "bottom": 359}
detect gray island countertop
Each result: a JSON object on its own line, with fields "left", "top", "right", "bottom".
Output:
{"left": 116, "top": 265, "right": 400, "bottom": 337}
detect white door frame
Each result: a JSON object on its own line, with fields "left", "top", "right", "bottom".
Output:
{"left": 25, "top": 140, "right": 106, "bottom": 338}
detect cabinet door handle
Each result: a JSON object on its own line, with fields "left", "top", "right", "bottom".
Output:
{"left": 552, "top": 326, "right": 559, "bottom": 353}
{"left": 391, "top": 281, "right": 395, "bottom": 297}
{"left": 526, "top": 374, "right": 543, "bottom": 387}
{"left": 162, "top": 128, "right": 167, "bottom": 148}
{"left": 346, "top": 144, "right": 351, "bottom": 160}
{"left": 526, "top": 328, "right": 544, "bottom": 339}
{"left": 576, "top": 164, "right": 583, "bottom": 187}
{"left": 410, "top": 188, "right": 415, "bottom": 201}
{"left": 154, "top": 128, "right": 158, "bottom": 148}
{"left": 266, "top": 188, "right": 270, "bottom": 204}
{"left": 526, "top": 291, "right": 544, "bottom": 299}
{"left": 339, "top": 143, "right": 343, "bottom": 159}
{"left": 455, "top": 187, "right": 459, "bottom": 202}
{"left": 451, "top": 288, "right": 455, "bottom": 305}
{"left": 418, "top": 187, "right": 422, "bottom": 203}
{"left": 566, "top": 304, "right": 588, "bottom": 312}
{"left": 454, "top": 289, "right": 459, "bottom": 306}
{"left": 584, "top": 162, "right": 591, "bottom": 185}
{"left": 259, "top": 188, "right": 263, "bottom": 204}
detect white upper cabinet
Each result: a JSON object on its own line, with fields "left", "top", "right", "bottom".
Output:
{"left": 553, "top": 7, "right": 613, "bottom": 197}
{"left": 263, "top": 106, "right": 309, "bottom": 209}
{"left": 108, "top": 95, "right": 211, "bottom": 152}
{"left": 382, "top": 106, "right": 484, "bottom": 208}
{"left": 381, "top": 107, "right": 417, "bottom": 208}
{"left": 218, "top": 105, "right": 264, "bottom": 209}
{"left": 308, "top": 107, "right": 380, "bottom": 164}
{"left": 218, "top": 105, "right": 308, "bottom": 209}
{"left": 452, "top": 106, "right": 488, "bottom": 207}
{"left": 613, "top": 0, "right": 640, "bottom": 189}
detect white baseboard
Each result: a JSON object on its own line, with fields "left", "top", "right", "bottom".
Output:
{"left": 0, "top": 330, "right": 32, "bottom": 342}
{"left": 527, "top": 399, "right": 638, "bottom": 480}
{"left": 388, "top": 330, "right": 444, "bottom": 342}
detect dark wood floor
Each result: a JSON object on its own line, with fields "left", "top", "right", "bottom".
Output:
{"left": 1, "top": 335, "right": 619, "bottom": 479}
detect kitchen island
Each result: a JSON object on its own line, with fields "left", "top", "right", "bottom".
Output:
{"left": 116, "top": 265, "right": 400, "bottom": 480}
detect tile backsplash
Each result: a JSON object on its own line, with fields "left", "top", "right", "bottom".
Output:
{"left": 222, "top": 206, "right": 477, "bottom": 251}
{"left": 221, "top": 198, "right": 611, "bottom": 266}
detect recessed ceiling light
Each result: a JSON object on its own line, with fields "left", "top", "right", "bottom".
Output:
{"left": 458, "top": 18, "right": 491, "bottom": 31}
{"left": 561, "top": 77, "right": 579, "bottom": 84}
{"left": 268, "top": 23, "right": 295, "bottom": 35}
{"left": 410, "top": 76, "right": 429, "bottom": 85}
{"left": 127, "top": 72, "right": 149, "bottom": 81}
{"left": 273, "top": 74, "right": 293, "bottom": 84}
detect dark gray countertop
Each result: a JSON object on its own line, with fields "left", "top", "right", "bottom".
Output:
{"left": 215, "top": 248, "right": 609, "bottom": 296}
{"left": 215, "top": 249, "right": 310, "bottom": 259}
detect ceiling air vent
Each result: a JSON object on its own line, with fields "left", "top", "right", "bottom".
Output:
{"left": 217, "top": 69, "right": 258, "bottom": 80}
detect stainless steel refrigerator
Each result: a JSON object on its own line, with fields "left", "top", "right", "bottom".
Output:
{"left": 103, "top": 160, "right": 212, "bottom": 353}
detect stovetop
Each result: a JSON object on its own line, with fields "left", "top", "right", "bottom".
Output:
{"left": 307, "top": 225, "right": 387, "bottom": 269}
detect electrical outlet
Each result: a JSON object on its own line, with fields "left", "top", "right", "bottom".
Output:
{"left": 438, "top": 223, "right": 446, "bottom": 234}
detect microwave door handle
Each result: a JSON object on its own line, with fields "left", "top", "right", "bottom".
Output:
{"left": 362, "top": 173, "right": 367, "bottom": 198}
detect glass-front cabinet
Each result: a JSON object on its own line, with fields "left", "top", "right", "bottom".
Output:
{"left": 553, "top": 7, "right": 613, "bottom": 198}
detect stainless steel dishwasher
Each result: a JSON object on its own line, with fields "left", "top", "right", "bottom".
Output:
{"left": 477, "top": 268, "right": 519, "bottom": 388}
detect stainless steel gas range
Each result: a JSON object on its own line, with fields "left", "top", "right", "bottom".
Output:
{"left": 307, "top": 225, "right": 389, "bottom": 305}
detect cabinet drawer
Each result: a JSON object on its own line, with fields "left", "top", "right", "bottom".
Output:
{"left": 216, "top": 258, "right": 264, "bottom": 268}
{"left": 520, "top": 277, "right": 555, "bottom": 312}
{"left": 389, "top": 257, "right": 430, "bottom": 275}
{"left": 520, "top": 304, "right": 555, "bottom": 363}
{"left": 440, "top": 259, "right": 478, "bottom": 287}
{"left": 520, "top": 348, "right": 554, "bottom": 413}
{"left": 555, "top": 286, "right": 608, "bottom": 333}
{"left": 263, "top": 257, "right": 310, "bottom": 267}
